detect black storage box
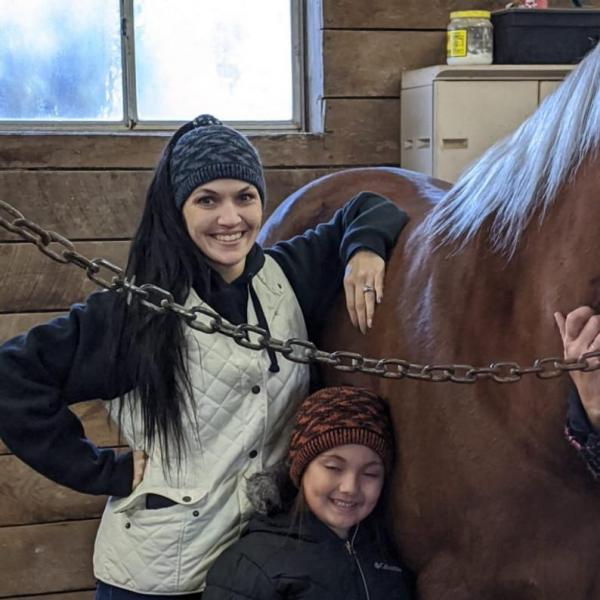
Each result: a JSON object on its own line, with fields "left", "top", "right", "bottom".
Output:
{"left": 491, "top": 8, "right": 600, "bottom": 64}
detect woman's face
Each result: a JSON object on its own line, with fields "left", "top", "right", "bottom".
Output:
{"left": 301, "top": 444, "right": 385, "bottom": 539}
{"left": 181, "top": 179, "right": 263, "bottom": 282}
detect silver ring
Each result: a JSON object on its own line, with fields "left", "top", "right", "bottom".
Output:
{"left": 363, "top": 285, "right": 375, "bottom": 293}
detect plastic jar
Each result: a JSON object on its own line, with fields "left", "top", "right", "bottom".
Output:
{"left": 447, "top": 11, "right": 493, "bottom": 65}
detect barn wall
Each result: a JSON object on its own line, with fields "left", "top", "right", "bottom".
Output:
{"left": 0, "top": 0, "right": 596, "bottom": 596}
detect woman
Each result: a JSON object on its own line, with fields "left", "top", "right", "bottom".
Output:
{"left": 203, "top": 386, "right": 414, "bottom": 600}
{"left": 0, "top": 115, "right": 407, "bottom": 598}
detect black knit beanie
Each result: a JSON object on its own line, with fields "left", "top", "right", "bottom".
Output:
{"left": 170, "top": 114, "right": 266, "bottom": 209}
{"left": 288, "top": 386, "right": 394, "bottom": 487}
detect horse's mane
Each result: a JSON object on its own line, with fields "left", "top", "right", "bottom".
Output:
{"left": 414, "top": 43, "right": 600, "bottom": 257}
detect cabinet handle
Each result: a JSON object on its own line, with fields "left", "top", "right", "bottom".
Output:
{"left": 442, "top": 138, "right": 468, "bottom": 150}
{"left": 403, "top": 139, "right": 413, "bottom": 149}
{"left": 417, "top": 137, "right": 431, "bottom": 149}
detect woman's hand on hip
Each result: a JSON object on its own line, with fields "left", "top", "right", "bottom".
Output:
{"left": 343, "top": 250, "right": 385, "bottom": 335}
{"left": 555, "top": 306, "right": 600, "bottom": 429}
{"left": 132, "top": 450, "right": 147, "bottom": 490}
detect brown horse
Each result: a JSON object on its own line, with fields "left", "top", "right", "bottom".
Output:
{"left": 260, "top": 45, "right": 600, "bottom": 598}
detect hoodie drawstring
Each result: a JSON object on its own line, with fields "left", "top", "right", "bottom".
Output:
{"left": 248, "top": 282, "right": 280, "bottom": 373}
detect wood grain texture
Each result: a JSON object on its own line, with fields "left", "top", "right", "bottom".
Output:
{"left": 0, "top": 168, "right": 339, "bottom": 241}
{"left": 322, "top": 0, "right": 597, "bottom": 29}
{"left": 0, "top": 400, "right": 121, "bottom": 455}
{"left": 324, "top": 30, "right": 446, "bottom": 97}
{"left": 0, "top": 312, "right": 62, "bottom": 342}
{"left": 0, "top": 519, "right": 98, "bottom": 597}
{"left": 325, "top": 99, "right": 399, "bottom": 158}
{"left": 324, "top": 0, "right": 508, "bottom": 29}
{"left": 0, "top": 171, "right": 150, "bottom": 241}
{"left": 0, "top": 241, "right": 129, "bottom": 311}
{"left": 0, "top": 454, "right": 107, "bottom": 526}
{"left": 0, "top": 100, "right": 399, "bottom": 169}
{"left": 4, "top": 592, "right": 94, "bottom": 600}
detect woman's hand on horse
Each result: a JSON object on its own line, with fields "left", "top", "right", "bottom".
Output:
{"left": 343, "top": 250, "right": 385, "bottom": 335}
{"left": 555, "top": 307, "right": 600, "bottom": 429}
{"left": 132, "top": 450, "right": 147, "bottom": 490}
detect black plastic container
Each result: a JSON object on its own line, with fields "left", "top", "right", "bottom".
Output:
{"left": 491, "top": 8, "right": 600, "bottom": 64}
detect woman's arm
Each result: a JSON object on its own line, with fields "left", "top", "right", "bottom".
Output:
{"left": 0, "top": 290, "right": 136, "bottom": 496}
{"left": 266, "top": 191, "right": 407, "bottom": 336}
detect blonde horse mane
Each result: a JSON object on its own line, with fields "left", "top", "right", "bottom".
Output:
{"left": 413, "top": 43, "right": 600, "bottom": 257}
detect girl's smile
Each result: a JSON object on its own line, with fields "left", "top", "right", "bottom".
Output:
{"left": 301, "top": 444, "right": 385, "bottom": 539}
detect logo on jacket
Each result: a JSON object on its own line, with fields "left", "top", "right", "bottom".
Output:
{"left": 374, "top": 561, "right": 404, "bottom": 573}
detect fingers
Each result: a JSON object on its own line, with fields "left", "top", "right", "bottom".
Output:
{"left": 374, "top": 268, "right": 385, "bottom": 305}
{"left": 354, "top": 285, "right": 375, "bottom": 335}
{"left": 343, "top": 272, "right": 357, "bottom": 329}
{"left": 575, "top": 313, "right": 600, "bottom": 351}
{"left": 343, "top": 251, "right": 386, "bottom": 334}
{"left": 556, "top": 306, "right": 600, "bottom": 361}
{"left": 564, "top": 306, "right": 596, "bottom": 342}
{"left": 553, "top": 312, "right": 566, "bottom": 340}
{"left": 344, "top": 279, "right": 374, "bottom": 334}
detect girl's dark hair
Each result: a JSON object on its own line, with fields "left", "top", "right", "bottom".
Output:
{"left": 112, "top": 120, "right": 208, "bottom": 465}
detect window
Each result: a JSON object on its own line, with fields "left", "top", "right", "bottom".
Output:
{"left": 0, "top": 0, "right": 302, "bottom": 130}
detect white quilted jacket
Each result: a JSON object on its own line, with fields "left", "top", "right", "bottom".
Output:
{"left": 93, "top": 256, "right": 309, "bottom": 594}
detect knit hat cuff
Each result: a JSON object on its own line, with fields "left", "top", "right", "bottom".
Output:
{"left": 173, "top": 163, "right": 266, "bottom": 209}
{"left": 289, "top": 428, "right": 391, "bottom": 487}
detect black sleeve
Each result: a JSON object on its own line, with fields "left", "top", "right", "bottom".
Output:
{"left": 204, "top": 550, "right": 280, "bottom": 600}
{"left": 265, "top": 191, "right": 407, "bottom": 329}
{"left": 565, "top": 385, "right": 600, "bottom": 479}
{"left": 0, "top": 290, "right": 135, "bottom": 497}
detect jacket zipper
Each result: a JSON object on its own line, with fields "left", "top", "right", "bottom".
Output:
{"left": 345, "top": 525, "right": 371, "bottom": 600}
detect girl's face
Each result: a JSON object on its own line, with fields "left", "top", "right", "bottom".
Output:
{"left": 301, "top": 444, "right": 385, "bottom": 539}
{"left": 181, "top": 178, "right": 263, "bottom": 282}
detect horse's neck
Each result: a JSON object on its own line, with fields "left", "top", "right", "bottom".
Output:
{"left": 526, "top": 160, "right": 600, "bottom": 315}
{"left": 400, "top": 233, "right": 524, "bottom": 365}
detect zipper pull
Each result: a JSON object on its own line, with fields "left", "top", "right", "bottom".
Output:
{"left": 345, "top": 539, "right": 353, "bottom": 556}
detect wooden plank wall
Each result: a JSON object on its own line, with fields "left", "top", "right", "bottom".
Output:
{"left": 0, "top": 0, "right": 595, "bottom": 596}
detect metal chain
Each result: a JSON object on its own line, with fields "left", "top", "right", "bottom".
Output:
{"left": 2, "top": 199, "right": 599, "bottom": 383}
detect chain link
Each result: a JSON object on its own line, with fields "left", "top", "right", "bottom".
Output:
{"left": 2, "top": 199, "right": 599, "bottom": 384}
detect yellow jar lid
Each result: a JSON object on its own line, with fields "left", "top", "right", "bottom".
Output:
{"left": 450, "top": 10, "right": 491, "bottom": 19}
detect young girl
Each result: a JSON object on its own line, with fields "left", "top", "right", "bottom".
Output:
{"left": 203, "top": 386, "right": 414, "bottom": 599}
{"left": 0, "top": 116, "right": 407, "bottom": 598}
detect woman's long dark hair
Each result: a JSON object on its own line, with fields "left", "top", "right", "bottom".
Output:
{"left": 113, "top": 120, "right": 209, "bottom": 465}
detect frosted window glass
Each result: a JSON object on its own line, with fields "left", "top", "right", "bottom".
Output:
{"left": 133, "top": 0, "right": 293, "bottom": 121}
{"left": 0, "top": 0, "right": 122, "bottom": 121}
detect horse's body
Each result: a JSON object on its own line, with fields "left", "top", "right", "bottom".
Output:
{"left": 260, "top": 46, "right": 600, "bottom": 598}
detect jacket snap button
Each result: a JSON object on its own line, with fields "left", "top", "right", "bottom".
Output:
{"left": 249, "top": 450, "right": 258, "bottom": 459}
{"left": 125, "top": 522, "right": 131, "bottom": 529}
{"left": 193, "top": 510, "right": 199, "bottom": 517}
{"left": 182, "top": 496, "right": 191, "bottom": 502}
{"left": 251, "top": 385, "right": 260, "bottom": 394}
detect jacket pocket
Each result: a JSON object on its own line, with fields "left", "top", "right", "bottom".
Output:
{"left": 110, "top": 485, "right": 208, "bottom": 514}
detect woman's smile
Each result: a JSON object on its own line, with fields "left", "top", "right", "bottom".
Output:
{"left": 181, "top": 179, "right": 263, "bottom": 282}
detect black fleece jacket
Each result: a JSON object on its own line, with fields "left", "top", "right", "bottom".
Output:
{"left": 0, "top": 192, "right": 407, "bottom": 499}
{"left": 203, "top": 510, "right": 414, "bottom": 600}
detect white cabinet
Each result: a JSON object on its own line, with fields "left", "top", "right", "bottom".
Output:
{"left": 401, "top": 65, "right": 573, "bottom": 182}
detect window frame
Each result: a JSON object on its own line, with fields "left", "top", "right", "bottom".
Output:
{"left": 0, "top": 0, "right": 305, "bottom": 132}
